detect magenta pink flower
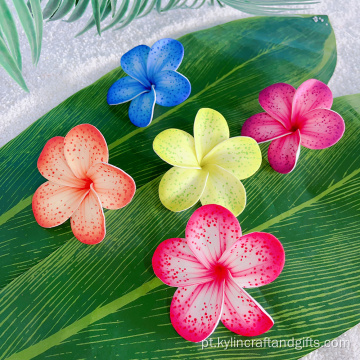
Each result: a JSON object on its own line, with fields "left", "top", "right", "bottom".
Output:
{"left": 32, "top": 124, "right": 136, "bottom": 245}
{"left": 241, "top": 79, "right": 345, "bottom": 174}
{"left": 152, "top": 204, "right": 285, "bottom": 342}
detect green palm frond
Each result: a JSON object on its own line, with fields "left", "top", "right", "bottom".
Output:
{"left": 0, "top": 0, "right": 318, "bottom": 91}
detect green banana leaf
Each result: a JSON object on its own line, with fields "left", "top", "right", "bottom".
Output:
{"left": 1, "top": 15, "right": 359, "bottom": 360}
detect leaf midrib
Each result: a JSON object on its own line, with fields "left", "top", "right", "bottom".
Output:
{"left": 3, "top": 167, "right": 359, "bottom": 360}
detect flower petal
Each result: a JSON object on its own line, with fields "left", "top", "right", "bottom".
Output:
{"left": 153, "top": 129, "right": 199, "bottom": 168}
{"left": 64, "top": 124, "right": 109, "bottom": 180}
{"left": 153, "top": 70, "right": 191, "bottom": 106}
{"left": 202, "top": 137, "right": 262, "bottom": 180}
{"left": 70, "top": 186, "right": 105, "bottom": 245}
{"left": 299, "top": 109, "right": 345, "bottom": 149}
{"left": 107, "top": 76, "right": 147, "bottom": 105}
{"left": 147, "top": 38, "right": 184, "bottom": 83}
{"left": 194, "top": 108, "right": 229, "bottom": 164}
{"left": 241, "top": 113, "right": 291, "bottom": 143}
{"left": 200, "top": 164, "right": 246, "bottom": 217}
{"left": 128, "top": 87, "right": 156, "bottom": 127}
{"left": 120, "top": 44, "right": 151, "bottom": 87}
{"left": 32, "top": 181, "right": 88, "bottom": 228}
{"left": 159, "top": 167, "right": 208, "bottom": 212}
{"left": 291, "top": 79, "right": 333, "bottom": 123}
{"left": 186, "top": 204, "right": 242, "bottom": 269}
{"left": 268, "top": 130, "right": 301, "bottom": 174}
{"left": 219, "top": 232, "right": 285, "bottom": 288}
{"left": 170, "top": 280, "right": 224, "bottom": 342}
{"left": 152, "top": 238, "right": 213, "bottom": 287}
{"left": 37, "top": 136, "right": 87, "bottom": 188}
{"left": 221, "top": 277, "right": 274, "bottom": 336}
{"left": 87, "top": 163, "right": 136, "bottom": 210}
{"left": 259, "top": 83, "right": 295, "bottom": 129}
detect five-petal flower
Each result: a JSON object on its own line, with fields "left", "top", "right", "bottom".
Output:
{"left": 241, "top": 79, "right": 345, "bottom": 174}
{"left": 32, "top": 124, "right": 136, "bottom": 244}
{"left": 107, "top": 38, "right": 191, "bottom": 127}
{"left": 152, "top": 204, "right": 285, "bottom": 342}
{"left": 153, "top": 108, "right": 262, "bottom": 216}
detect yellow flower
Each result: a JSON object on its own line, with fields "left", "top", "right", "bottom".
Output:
{"left": 153, "top": 108, "right": 262, "bottom": 216}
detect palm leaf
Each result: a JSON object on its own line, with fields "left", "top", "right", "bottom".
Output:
{"left": 0, "top": 34, "right": 28, "bottom": 91}
{"left": 2, "top": 16, "right": 358, "bottom": 360}
{"left": 0, "top": 1, "right": 22, "bottom": 70}
{"left": 66, "top": 0, "right": 90, "bottom": 22}
{"left": 0, "top": 0, "right": 318, "bottom": 90}
{"left": 48, "top": 0, "right": 75, "bottom": 21}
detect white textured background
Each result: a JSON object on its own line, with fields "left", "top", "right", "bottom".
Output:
{"left": 0, "top": 1, "right": 359, "bottom": 359}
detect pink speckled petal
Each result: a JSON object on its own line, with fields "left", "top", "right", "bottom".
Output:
{"left": 37, "top": 137, "right": 87, "bottom": 188}
{"left": 221, "top": 276, "right": 274, "bottom": 336}
{"left": 268, "top": 131, "right": 301, "bottom": 174}
{"left": 292, "top": 79, "right": 333, "bottom": 124}
{"left": 241, "top": 113, "right": 291, "bottom": 143}
{"left": 64, "top": 124, "right": 109, "bottom": 180}
{"left": 186, "top": 204, "right": 242, "bottom": 269}
{"left": 87, "top": 163, "right": 136, "bottom": 210}
{"left": 70, "top": 186, "right": 106, "bottom": 245}
{"left": 152, "top": 238, "right": 214, "bottom": 287}
{"left": 299, "top": 109, "right": 345, "bottom": 150}
{"left": 170, "top": 280, "right": 224, "bottom": 342}
{"left": 219, "top": 232, "right": 285, "bottom": 288}
{"left": 32, "top": 181, "right": 88, "bottom": 228}
{"left": 259, "top": 83, "right": 295, "bottom": 129}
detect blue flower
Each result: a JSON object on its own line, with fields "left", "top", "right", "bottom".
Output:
{"left": 107, "top": 38, "right": 191, "bottom": 128}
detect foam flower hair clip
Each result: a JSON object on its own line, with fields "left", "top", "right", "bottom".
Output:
{"left": 241, "top": 79, "right": 345, "bottom": 174}
{"left": 107, "top": 38, "right": 191, "bottom": 127}
{"left": 152, "top": 204, "right": 285, "bottom": 342}
{"left": 32, "top": 124, "right": 136, "bottom": 245}
{"left": 153, "top": 108, "right": 262, "bottom": 216}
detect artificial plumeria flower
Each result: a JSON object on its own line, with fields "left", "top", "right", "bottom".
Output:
{"left": 153, "top": 108, "right": 262, "bottom": 216}
{"left": 32, "top": 124, "right": 136, "bottom": 245}
{"left": 241, "top": 79, "right": 345, "bottom": 174}
{"left": 152, "top": 204, "right": 285, "bottom": 342}
{"left": 107, "top": 38, "right": 191, "bottom": 127}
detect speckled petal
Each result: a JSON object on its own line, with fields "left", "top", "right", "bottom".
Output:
{"left": 268, "top": 130, "right": 300, "bottom": 174}
{"left": 202, "top": 137, "right": 262, "bottom": 180}
{"left": 87, "top": 163, "right": 136, "bottom": 210}
{"left": 147, "top": 38, "right": 184, "bottom": 83}
{"left": 159, "top": 167, "right": 208, "bottom": 212}
{"left": 299, "top": 109, "right": 345, "bottom": 150}
{"left": 291, "top": 79, "right": 333, "bottom": 124}
{"left": 107, "top": 76, "right": 147, "bottom": 105}
{"left": 128, "top": 87, "right": 156, "bottom": 127}
{"left": 153, "top": 70, "right": 191, "bottom": 106}
{"left": 219, "top": 232, "right": 285, "bottom": 288}
{"left": 120, "top": 45, "right": 151, "bottom": 87}
{"left": 221, "top": 276, "right": 274, "bottom": 336}
{"left": 194, "top": 108, "right": 229, "bottom": 164}
{"left": 200, "top": 164, "right": 246, "bottom": 217}
{"left": 259, "top": 82, "right": 295, "bottom": 129}
{"left": 185, "top": 204, "right": 242, "bottom": 269}
{"left": 241, "top": 113, "right": 291, "bottom": 143}
{"left": 152, "top": 238, "right": 214, "bottom": 287}
{"left": 170, "top": 280, "right": 224, "bottom": 342}
{"left": 70, "top": 186, "right": 105, "bottom": 245}
{"left": 153, "top": 129, "right": 199, "bottom": 168}
{"left": 64, "top": 124, "right": 109, "bottom": 180}
{"left": 32, "top": 181, "right": 88, "bottom": 228}
{"left": 37, "top": 136, "right": 87, "bottom": 188}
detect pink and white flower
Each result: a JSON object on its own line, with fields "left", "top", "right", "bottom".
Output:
{"left": 241, "top": 79, "right": 345, "bottom": 174}
{"left": 152, "top": 204, "right": 285, "bottom": 342}
{"left": 32, "top": 124, "right": 136, "bottom": 245}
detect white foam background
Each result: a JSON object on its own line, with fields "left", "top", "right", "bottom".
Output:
{"left": 0, "top": 1, "right": 359, "bottom": 359}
